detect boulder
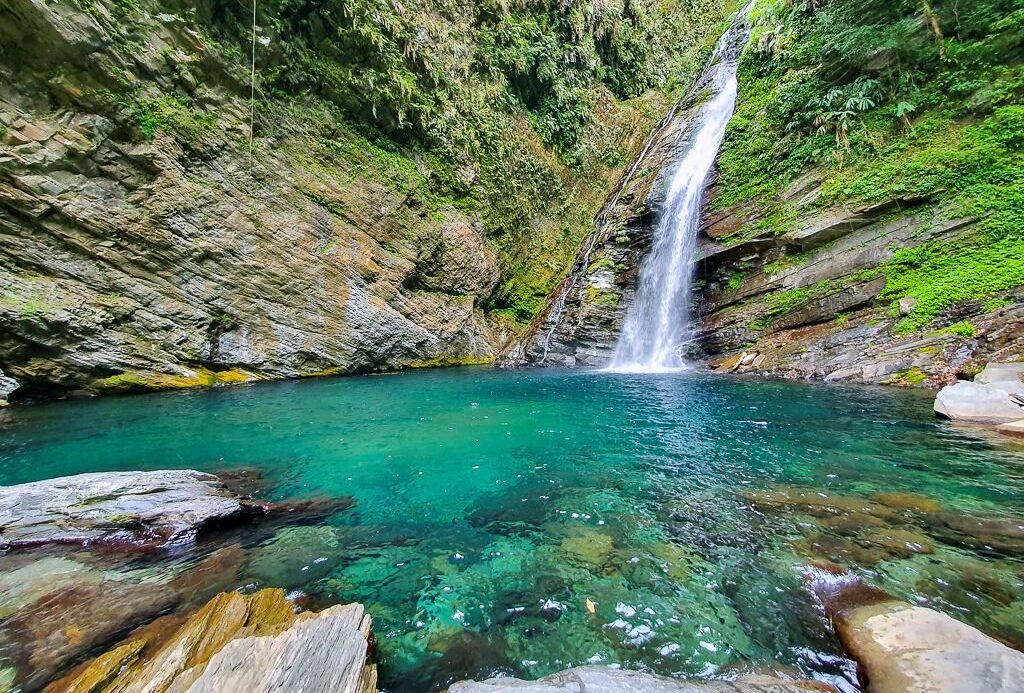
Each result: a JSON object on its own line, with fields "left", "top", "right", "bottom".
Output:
{"left": 449, "top": 666, "right": 835, "bottom": 692}
{"left": 974, "top": 362, "right": 1024, "bottom": 394}
{"left": 834, "top": 601, "right": 1024, "bottom": 692}
{"left": 810, "top": 572, "right": 1024, "bottom": 693}
{"left": 47, "top": 588, "right": 376, "bottom": 693}
{"left": 933, "top": 381, "right": 1024, "bottom": 423}
{"left": 0, "top": 470, "right": 249, "bottom": 550}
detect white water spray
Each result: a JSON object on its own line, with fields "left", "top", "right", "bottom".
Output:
{"left": 608, "top": 25, "right": 746, "bottom": 373}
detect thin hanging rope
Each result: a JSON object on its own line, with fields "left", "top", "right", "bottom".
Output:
{"left": 249, "top": 0, "right": 256, "bottom": 169}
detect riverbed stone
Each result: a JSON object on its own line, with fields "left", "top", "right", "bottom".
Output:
{"left": 927, "top": 512, "right": 1024, "bottom": 555}
{"left": 2, "top": 572, "right": 180, "bottom": 689}
{"left": 46, "top": 588, "right": 376, "bottom": 693}
{"left": 872, "top": 492, "right": 942, "bottom": 514}
{"left": 933, "top": 381, "right": 1024, "bottom": 423}
{"left": 0, "top": 470, "right": 247, "bottom": 550}
{"left": 449, "top": 666, "right": 836, "bottom": 692}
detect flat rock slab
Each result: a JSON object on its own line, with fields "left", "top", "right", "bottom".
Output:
{"left": 933, "top": 381, "right": 1024, "bottom": 423}
{"left": 996, "top": 420, "right": 1024, "bottom": 438}
{"left": 834, "top": 600, "right": 1024, "bottom": 692}
{"left": 0, "top": 470, "right": 244, "bottom": 550}
{"left": 450, "top": 667, "right": 835, "bottom": 692}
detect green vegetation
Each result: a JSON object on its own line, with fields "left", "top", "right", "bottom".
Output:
{"left": 944, "top": 321, "right": 977, "bottom": 338}
{"left": 186, "top": 0, "right": 733, "bottom": 324}
{"left": 715, "top": 0, "right": 1023, "bottom": 331}
{"left": 120, "top": 94, "right": 217, "bottom": 141}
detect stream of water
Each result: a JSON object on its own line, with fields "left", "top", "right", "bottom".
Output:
{"left": 1, "top": 368, "right": 1022, "bottom": 691}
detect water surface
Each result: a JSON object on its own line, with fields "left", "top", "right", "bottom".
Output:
{"left": 1, "top": 368, "right": 1022, "bottom": 691}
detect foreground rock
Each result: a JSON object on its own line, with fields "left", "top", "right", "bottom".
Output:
{"left": 48, "top": 588, "right": 376, "bottom": 693}
{"left": 450, "top": 667, "right": 835, "bottom": 692}
{"left": 0, "top": 470, "right": 249, "bottom": 550}
{"left": 811, "top": 572, "right": 1024, "bottom": 692}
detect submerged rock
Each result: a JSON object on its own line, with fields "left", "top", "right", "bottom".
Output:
{"left": 0, "top": 470, "right": 250, "bottom": 550}
{"left": 449, "top": 666, "right": 836, "bottom": 692}
{"left": 933, "top": 380, "right": 1024, "bottom": 423}
{"left": 872, "top": 492, "right": 942, "bottom": 514}
{"left": 2, "top": 570, "right": 180, "bottom": 689}
{"left": 927, "top": 512, "right": 1024, "bottom": 556}
{"left": 47, "top": 588, "right": 376, "bottom": 693}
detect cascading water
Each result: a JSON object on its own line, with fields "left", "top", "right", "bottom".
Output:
{"left": 608, "top": 19, "right": 748, "bottom": 373}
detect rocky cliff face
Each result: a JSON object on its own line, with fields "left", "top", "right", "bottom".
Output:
{"left": 0, "top": 0, "right": 500, "bottom": 400}
{"left": 0, "top": 0, "right": 728, "bottom": 402}
{"left": 507, "top": 0, "right": 1024, "bottom": 386}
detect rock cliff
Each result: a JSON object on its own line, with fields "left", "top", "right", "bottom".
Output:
{"left": 0, "top": 0, "right": 728, "bottom": 401}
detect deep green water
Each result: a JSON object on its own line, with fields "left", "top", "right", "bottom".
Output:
{"left": 1, "top": 368, "right": 1023, "bottom": 691}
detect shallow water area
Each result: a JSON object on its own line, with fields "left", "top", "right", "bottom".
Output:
{"left": 1, "top": 368, "right": 1023, "bottom": 692}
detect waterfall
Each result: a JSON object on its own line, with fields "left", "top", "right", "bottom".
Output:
{"left": 608, "top": 21, "right": 747, "bottom": 373}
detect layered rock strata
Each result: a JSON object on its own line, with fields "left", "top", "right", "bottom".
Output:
{"left": 46, "top": 588, "right": 376, "bottom": 693}
{"left": 0, "top": 0, "right": 506, "bottom": 401}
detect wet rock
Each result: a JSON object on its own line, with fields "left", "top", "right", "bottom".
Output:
{"left": 860, "top": 528, "right": 934, "bottom": 558}
{"left": 933, "top": 381, "right": 1024, "bottom": 423}
{"left": 167, "top": 545, "right": 247, "bottom": 607}
{"left": 47, "top": 588, "right": 376, "bottom": 693}
{"left": 872, "top": 492, "right": 942, "bottom": 514}
{"left": 745, "top": 487, "right": 896, "bottom": 520}
{"left": 795, "top": 533, "right": 889, "bottom": 567}
{"left": 836, "top": 600, "right": 1023, "bottom": 692}
{"left": 0, "top": 470, "right": 250, "bottom": 550}
{"left": 809, "top": 571, "right": 1024, "bottom": 692}
{"left": 2, "top": 572, "right": 180, "bottom": 689}
{"left": 449, "top": 666, "right": 837, "bottom": 692}
{"left": 928, "top": 512, "right": 1024, "bottom": 556}
{"left": 0, "top": 369, "right": 18, "bottom": 405}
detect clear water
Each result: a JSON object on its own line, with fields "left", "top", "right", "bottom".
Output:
{"left": 1, "top": 368, "right": 1023, "bottom": 691}
{"left": 610, "top": 25, "right": 744, "bottom": 372}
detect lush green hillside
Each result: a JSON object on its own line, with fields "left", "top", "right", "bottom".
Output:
{"left": 714, "top": 0, "right": 1023, "bottom": 333}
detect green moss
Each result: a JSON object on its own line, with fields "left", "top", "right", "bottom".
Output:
{"left": 712, "top": 0, "right": 1024, "bottom": 333}
{"left": 402, "top": 354, "right": 494, "bottom": 369}
{"left": 944, "top": 321, "right": 977, "bottom": 338}
{"left": 91, "top": 368, "right": 257, "bottom": 393}
{"left": 585, "top": 286, "right": 621, "bottom": 306}
{"left": 888, "top": 367, "right": 928, "bottom": 386}
{"left": 120, "top": 94, "right": 217, "bottom": 141}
